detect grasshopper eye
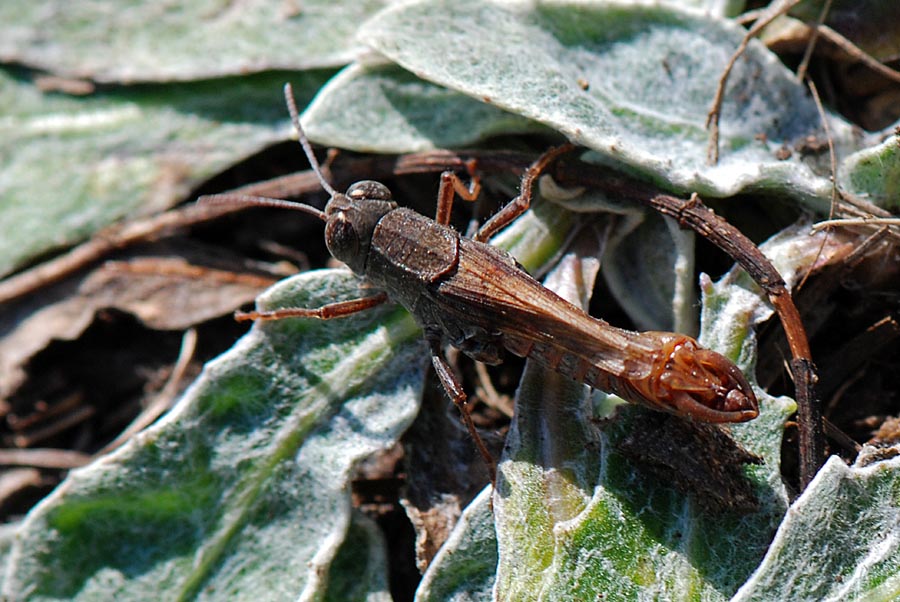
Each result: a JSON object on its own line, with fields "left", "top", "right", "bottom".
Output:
{"left": 325, "top": 212, "right": 360, "bottom": 268}
{"left": 346, "top": 180, "right": 392, "bottom": 201}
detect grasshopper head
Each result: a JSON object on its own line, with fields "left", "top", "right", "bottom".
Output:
{"left": 323, "top": 181, "right": 397, "bottom": 274}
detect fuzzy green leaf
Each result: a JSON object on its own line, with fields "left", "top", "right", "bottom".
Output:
{"left": 415, "top": 487, "right": 497, "bottom": 602}
{"left": 838, "top": 131, "right": 900, "bottom": 211}
{"left": 325, "top": 511, "right": 392, "bottom": 602}
{"left": 0, "top": 1, "right": 390, "bottom": 82}
{"left": 359, "top": 0, "right": 855, "bottom": 202}
{"left": 733, "top": 449, "right": 900, "bottom": 601}
{"left": 303, "top": 60, "right": 546, "bottom": 152}
{"left": 0, "top": 68, "right": 331, "bottom": 278}
{"left": 2, "top": 271, "right": 423, "bottom": 601}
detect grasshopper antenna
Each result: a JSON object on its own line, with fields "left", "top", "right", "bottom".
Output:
{"left": 196, "top": 83, "right": 339, "bottom": 222}
{"left": 198, "top": 194, "right": 328, "bottom": 222}
{"left": 283, "top": 83, "right": 337, "bottom": 198}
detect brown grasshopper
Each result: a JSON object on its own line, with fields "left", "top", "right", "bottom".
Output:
{"left": 202, "top": 84, "right": 758, "bottom": 472}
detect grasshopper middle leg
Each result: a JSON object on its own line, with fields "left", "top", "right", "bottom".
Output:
{"left": 435, "top": 159, "right": 482, "bottom": 227}
{"left": 426, "top": 333, "right": 497, "bottom": 480}
{"left": 474, "top": 143, "right": 575, "bottom": 243}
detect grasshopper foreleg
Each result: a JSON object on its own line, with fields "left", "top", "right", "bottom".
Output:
{"left": 235, "top": 292, "right": 388, "bottom": 322}
{"left": 426, "top": 333, "right": 497, "bottom": 480}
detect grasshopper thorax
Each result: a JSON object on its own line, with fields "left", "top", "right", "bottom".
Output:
{"left": 323, "top": 182, "right": 398, "bottom": 275}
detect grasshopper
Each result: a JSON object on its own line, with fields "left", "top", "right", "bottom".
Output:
{"left": 203, "top": 84, "right": 758, "bottom": 472}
